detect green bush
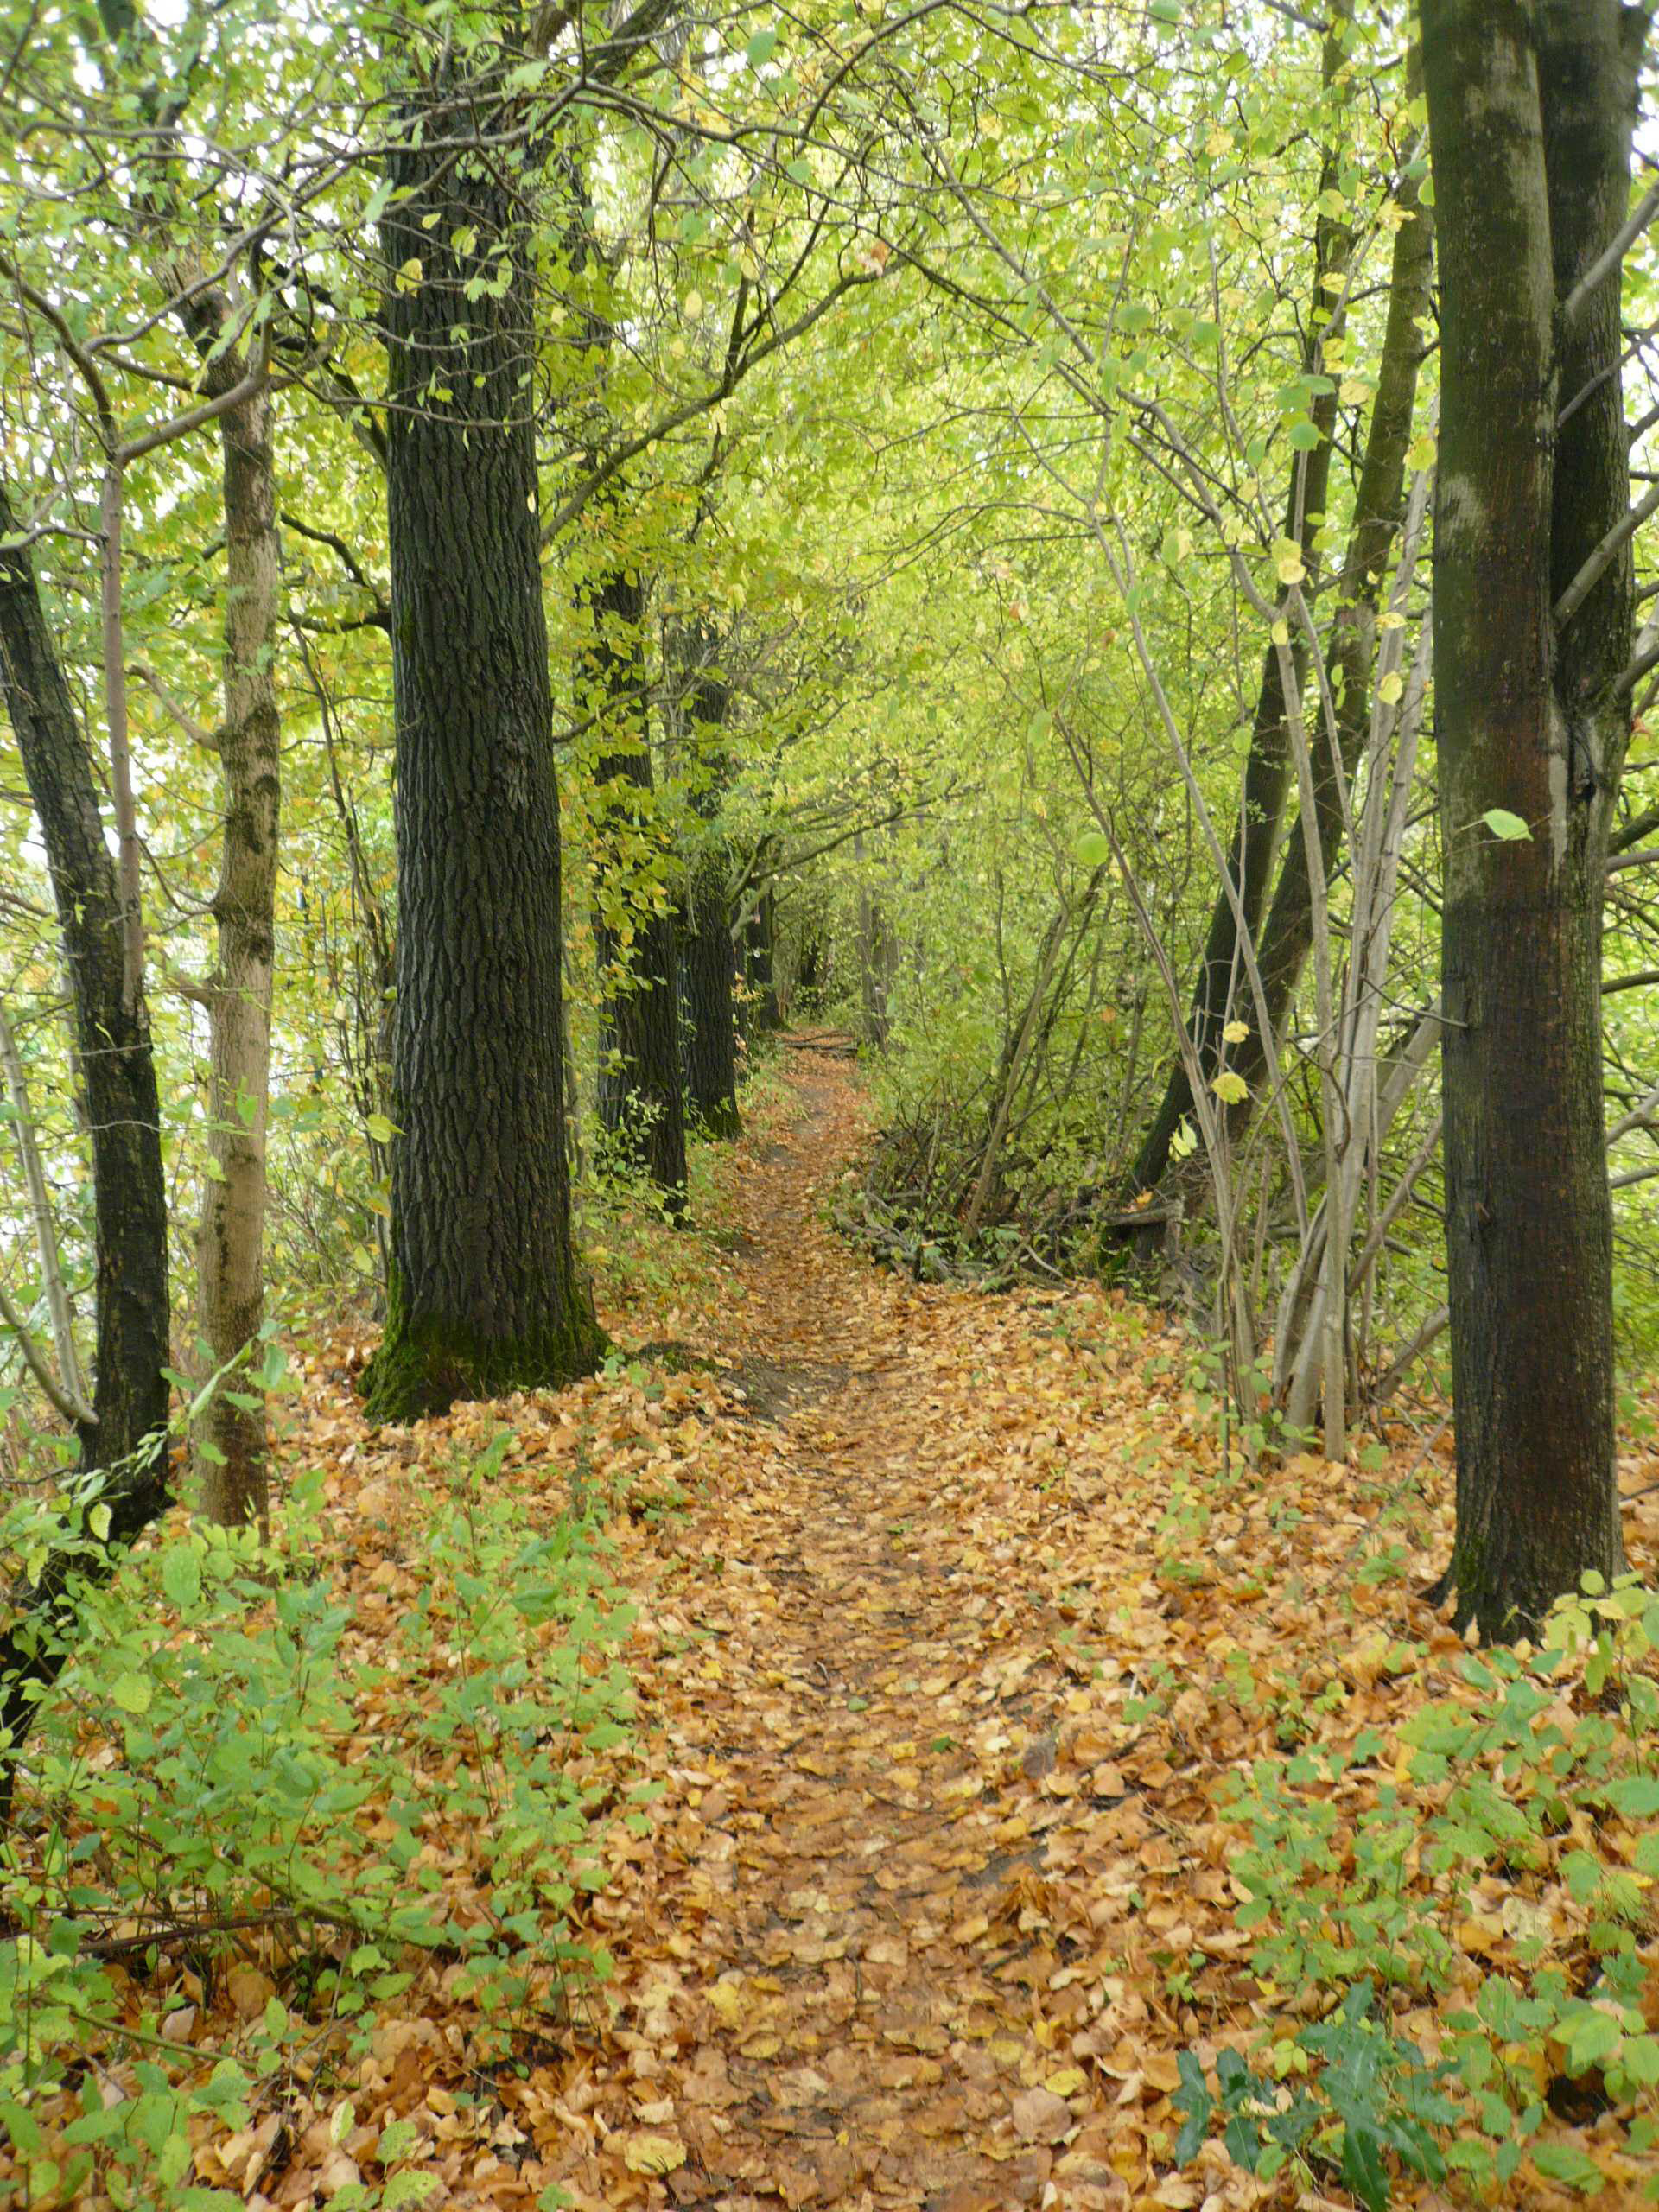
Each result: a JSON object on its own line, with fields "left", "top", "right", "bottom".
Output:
{"left": 0, "top": 1430, "right": 642, "bottom": 2209}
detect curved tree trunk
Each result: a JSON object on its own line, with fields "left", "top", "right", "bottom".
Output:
{"left": 0, "top": 480, "right": 171, "bottom": 1761}
{"left": 1426, "top": 0, "right": 1639, "bottom": 1635}
{"left": 365, "top": 69, "right": 603, "bottom": 1423}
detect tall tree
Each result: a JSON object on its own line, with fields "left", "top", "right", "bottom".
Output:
{"left": 93, "top": 0, "right": 284, "bottom": 1528}
{"left": 1424, "top": 0, "right": 1644, "bottom": 1634}
{"left": 364, "top": 46, "right": 604, "bottom": 1421}
{"left": 677, "top": 645, "right": 741, "bottom": 1139}
{"left": 0, "top": 482, "right": 170, "bottom": 1753}
{"left": 584, "top": 554, "right": 690, "bottom": 1212}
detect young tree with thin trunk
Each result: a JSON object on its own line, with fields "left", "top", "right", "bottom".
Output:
{"left": 1128, "top": 17, "right": 1354, "bottom": 1194}
{"left": 1424, "top": 0, "right": 1644, "bottom": 1635}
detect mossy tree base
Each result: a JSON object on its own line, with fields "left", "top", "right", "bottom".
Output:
{"left": 362, "top": 1303, "right": 607, "bottom": 1426}
{"left": 695, "top": 1098, "right": 742, "bottom": 1143}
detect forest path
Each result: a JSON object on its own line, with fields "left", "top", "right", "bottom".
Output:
{"left": 560, "top": 1051, "right": 1227, "bottom": 2212}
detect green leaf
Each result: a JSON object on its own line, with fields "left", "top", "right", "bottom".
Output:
{"left": 1480, "top": 808, "right": 1532, "bottom": 841}
{"left": 746, "top": 25, "right": 778, "bottom": 67}
{"left": 1341, "top": 2123, "right": 1389, "bottom": 2212}
{"left": 1606, "top": 1774, "right": 1659, "bottom": 1817}
{"left": 1531, "top": 2139, "right": 1606, "bottom": 2192}
{"left": 365, "top": 1112, "right": 397, "bottom": 1145}
{"left": 111, "top": 1672, "right": 152, "bottom": 1716}
{"left": 1075, "top": 830, "right": 1112, "bottom": 867}
{"left": 161, "top": 1546, "right": 201, "bottom": 1611}
{"left": 384, "top": 2174, "right": 440, "bottom": 2209}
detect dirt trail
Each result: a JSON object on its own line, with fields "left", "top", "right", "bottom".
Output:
{"left": 572, "top": 1056, "right": 1190, "bottom": 2212}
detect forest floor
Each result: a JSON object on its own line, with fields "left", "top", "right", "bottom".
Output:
{"left": 202, "top": 1052, "right": 1659, "bottom": 2210}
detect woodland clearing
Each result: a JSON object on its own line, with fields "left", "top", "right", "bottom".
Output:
{"left": 20, "top": 1050, "right": 1650, "bottom": 2212}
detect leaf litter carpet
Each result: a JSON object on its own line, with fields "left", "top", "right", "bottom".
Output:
{"left": 206, "top": 1053, "right": 1659, "bottom": 2209}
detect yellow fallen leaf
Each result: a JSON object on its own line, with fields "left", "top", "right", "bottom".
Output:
{"left": 623, "top": 2133, "right": 686, "bottom": 2176}
{"left": 1044, "top": 2065, "right": 1086, "bottom": 2096}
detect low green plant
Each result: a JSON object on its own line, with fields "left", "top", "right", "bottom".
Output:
{"left": 0, "top": 1430, "right": 642, "bottom": 2209}
{"left": 1175, "top": 1571, "right": 1659, "bottom": 2204}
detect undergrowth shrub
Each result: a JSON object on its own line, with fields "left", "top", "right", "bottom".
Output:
{"left": 0, "top": 1430, "right": 643, "bottom": 2210}
{"left": 1176, "top": 1571, "right": 1659, "bottom": 2206}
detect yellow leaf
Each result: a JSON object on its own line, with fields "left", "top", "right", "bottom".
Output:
{"left": 623, "top": 2133, "right": 687, "bottom": 2176}
{"left": 1221, "top": 1019, "right": 1249, "bottom": 1044}
{"left": 1378, "top": 671, "right": 1404, "bottom": 705}
{"left": 708, "top": 1979, "right": 745, "bottom": 2027}
{"left": 1211, "top": 1070, "right": 1249, "bottom": 1105}
{"left": 1044, "top": 2065, "right": 1087, "bottom": 2096}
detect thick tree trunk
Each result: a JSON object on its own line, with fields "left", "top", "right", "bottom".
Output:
{"left": 1128, "top": 36, "right": 1352, "bottom": 1193}
{"left": 585, "top": 563, "right": 690, "bottom": 1213}
{"left": 679, "top": 664, "right": 741, "bottom": 1139}
{"left": 365, "top": 76, "right": 603, "bottom": 1423}
{"left": 1425, "top": 0, "right": 1639, "bottom": 1635}
{"left": 0, "top": 480, "right": 171, "bottom": 1760}
{"left": 194, "top": 370, "right": 281, "bottom": 1527}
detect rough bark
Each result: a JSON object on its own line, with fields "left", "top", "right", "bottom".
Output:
{"left": 0, "top": 480, "right": 171, "bottom": 1762}
{"left": 1425, "top": 0, "right": 1640, "bottom": 1636}
{"left": 585, "top": 561, "right": 690, "bottom": 1212}
{"left": 1128, "top": 31, "right": 1353, "bottom": 1193}
{"left": 364, "top": 72, "right": 604, "bottom": 1423}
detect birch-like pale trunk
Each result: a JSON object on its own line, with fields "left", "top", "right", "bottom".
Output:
{"left": 193, "top": 362, "right": 281, "bottom": 1530}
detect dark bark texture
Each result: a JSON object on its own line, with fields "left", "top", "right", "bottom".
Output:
{"left": 585, "top": 563, "right": 690, "bottom": 1211}
{"left": 1426, "top": 0, "right": 1641, "bottom": 1635}
{"left": 0, "top": 481, "right": 171, "bottom": 1764}
{"left": 365, "top": 75, "right": 603, "bottom": 1422}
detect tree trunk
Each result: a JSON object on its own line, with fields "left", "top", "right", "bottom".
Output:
{"left": 1425, "top": 0, "right": 1640, "bottom": 1635}
{"left": 0, "top": 480, "right": 171, "bottom": 1762}
{"left": 87, "top": 0, "right": 283, "bottom": 1526}
{"left": 365, "top": 73, "right": 603, "bottom": 1423}
{"left": 585, "top": 563, "right": 690, "bottom": 1213}
{"left": 678, "top": 661, "right": 741, "bottom": 1139}
{"left": 1128, "top": 31, "right": 1352, "bottom": 1193}
{"left": 743, "top": 883, "right": 781, "bottom": 1033}
{"left": 194, "top": 366, "right": 281, "bottom": 1527}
